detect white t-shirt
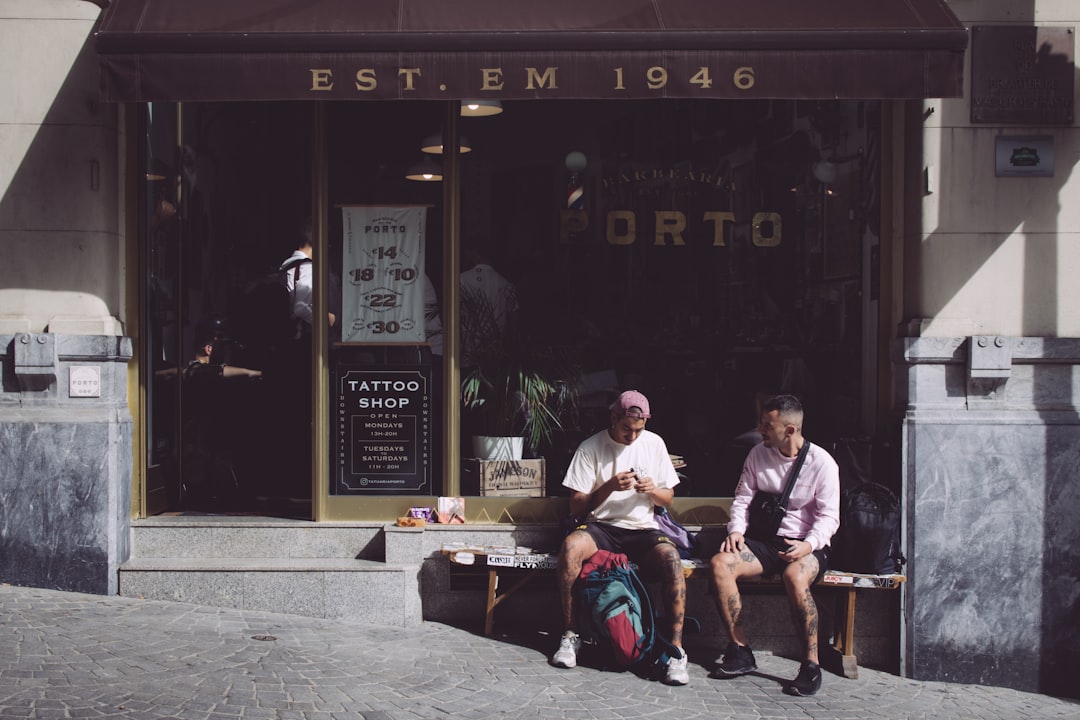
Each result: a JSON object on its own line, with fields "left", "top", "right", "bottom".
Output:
{"left": 460, "top": 263, "right": 517, "bottom": 364}
{"left": 282, "top": 250, "right": 313, "bottom": 328}
{"left": 562, "top": 428, "right": 680, "bottom": 530}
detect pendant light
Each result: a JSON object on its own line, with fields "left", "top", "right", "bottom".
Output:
{"left": 420, "top": 133, "right": 473, "bottom": 154}
{"left": 405, "top": 156, "right": 443, "bottom": 182}
{"left": 460, "top": 99, "right": 503, "bottom": 117}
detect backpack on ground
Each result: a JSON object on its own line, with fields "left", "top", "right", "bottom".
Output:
{"left": 833, "top": 481, "right": 906, "bottom": 575}
{"left": 574, "top": 549, "right": 678, "bottom": 670}
{"left": 236, "top": 257, "right": 310, "bottom": 353}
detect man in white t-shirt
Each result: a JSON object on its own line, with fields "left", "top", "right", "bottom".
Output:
{"left": 551, "top": 390, "right": 690, "bottom": 686}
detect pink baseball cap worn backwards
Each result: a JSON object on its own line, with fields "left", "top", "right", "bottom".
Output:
{"left": 611, "top": 390, "right": 651, "bottom": 419}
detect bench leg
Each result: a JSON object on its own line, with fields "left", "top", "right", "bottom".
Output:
{"left": 484, "top": 569, "right": 540, "bottom": 636}
{"left": 485, "top": 570, "right": 499, "bottom": 636}
{"left": 832, "top": 587, "right": 859, "bottom": 679}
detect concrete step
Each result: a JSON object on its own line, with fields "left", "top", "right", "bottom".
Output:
{"left": 119, "top": 559, "right": 420, "bottom": 626}
{"left": 120, "top": 518, "right": 422, "bottom": 625}
{"left": 128, "top": 517, "right": 387, "bottom": 560}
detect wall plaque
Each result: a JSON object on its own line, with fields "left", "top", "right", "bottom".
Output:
{"left": 69, "top": 365, "right": 101, "bottom": 398}
{"left": 334, "top": 365, "right": 431, "bottom": 494}
{"left": 971, "top": 25, "right": 1075, "bottom": 125}
{"left": 995, "top": 135, "right": 1054, "bottom": 177}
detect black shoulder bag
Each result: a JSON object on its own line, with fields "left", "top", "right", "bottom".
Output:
{"left": 744, "top": 441, "right": 810, "bottom": 542}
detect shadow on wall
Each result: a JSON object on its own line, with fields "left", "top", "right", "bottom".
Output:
{"left": 913, "top": 3, "right": 1080, "bottom": 700}
{"left": 916, "top": 7, "right": 1074, "bottom": 335}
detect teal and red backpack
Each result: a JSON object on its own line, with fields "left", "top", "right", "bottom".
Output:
{"left": 574, "top": 549, "right": 678, "bottom": 669}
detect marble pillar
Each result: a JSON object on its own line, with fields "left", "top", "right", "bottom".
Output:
{"left": 0, "top": 333, "right": 133, "bottom": 595}
{"left": 896, "top": 336, "right": 1080, "bottom": 699}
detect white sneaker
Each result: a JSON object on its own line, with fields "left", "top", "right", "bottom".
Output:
{"left": 552, "top": 632, "right": 581, "bottom": 668}
{"left": 664, "top": 648, "right": 690, "bottom": 685}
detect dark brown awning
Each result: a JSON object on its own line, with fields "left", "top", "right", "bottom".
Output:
{"left": 95, "top": 0, "right": 967, "bottom": 102}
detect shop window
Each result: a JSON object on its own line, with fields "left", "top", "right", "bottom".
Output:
{"left": 326, "top": 103, "right": 447, "bottom": 498}
{"left": 456, "top": 99, "right": 880, "bottom": 499}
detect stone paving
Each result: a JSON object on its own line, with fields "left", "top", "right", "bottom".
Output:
{"left": 1, "top": 584, "right": 1076, "bottom": 720}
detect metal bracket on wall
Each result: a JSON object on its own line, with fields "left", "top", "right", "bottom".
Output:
{"left": 967, "top": 335, "right": 1012, "bottom": 402}
{"left": 14, "top": 332, "right": 58, "bottom": 392}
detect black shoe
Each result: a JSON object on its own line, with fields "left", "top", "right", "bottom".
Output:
{"left": 710, "top": 642, "right": 757, "bottom": 677}
{"left": 784, "top": 661, "right": 822, "bottom": 696}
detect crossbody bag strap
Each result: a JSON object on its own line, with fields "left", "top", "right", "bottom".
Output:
{"left": 283, "top": 257, "right": 312, "bottom": 301}
{"left": 777, "top": 441, "right": 811, "bottom": 509}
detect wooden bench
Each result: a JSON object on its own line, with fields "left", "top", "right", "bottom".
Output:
{"left": 442, "top": 544, "right": 905, "bottom": 679}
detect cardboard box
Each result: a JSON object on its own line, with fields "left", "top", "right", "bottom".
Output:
{"left": 462, "top": 458, "right": 546, "bottom": 497}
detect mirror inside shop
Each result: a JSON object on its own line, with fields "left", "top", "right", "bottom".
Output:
{"left": 143, "top": 98, "right": 880, "bottom": 515}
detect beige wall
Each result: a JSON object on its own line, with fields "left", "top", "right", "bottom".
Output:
{"left": 913, "top": 0, "right": 1079, "bottom": 337}
{"left": 0, "top": 0, "right": 121, "bottom": 334}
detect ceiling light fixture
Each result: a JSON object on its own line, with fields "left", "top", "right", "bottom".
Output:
{"left": 460, "top": 99, "right": 503, "bottom": 117}
{"left": 420, "top": 133, "right": 473, "bottom": 154}
{"left": 405, "top": 157, "right": 443, "bottom": 182}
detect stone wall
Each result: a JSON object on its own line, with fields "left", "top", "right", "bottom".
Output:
{"left": 0, "top": 333, "right": 133, "bottom": 595}
{"left": 896, "top": 336, "right": 1080, "bottom": 699}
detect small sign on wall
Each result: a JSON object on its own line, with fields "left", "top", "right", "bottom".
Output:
{"left": 69, "top": 365, "right": 101, "bottom": 397}
{"left": 996, "top": 135, "right": 1054, "bottom": 177}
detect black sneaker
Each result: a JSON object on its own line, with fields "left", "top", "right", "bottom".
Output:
{"left": 710, "top": 642, "right": 757, "bottom": 677}
{"left": 784, "top": 661, "right": 822, "bottom": 696}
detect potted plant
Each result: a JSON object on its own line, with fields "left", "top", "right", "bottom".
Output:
{"left": 460, "top": 286, "right": 578, "bottom": 459}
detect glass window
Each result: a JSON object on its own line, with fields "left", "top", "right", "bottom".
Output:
{"left": 142, "top": 102, "right": 314, "bottom": 516}
{"left": 141, "top": 98, "right": 879, "bottom": 513}
{"left": 458, "top": 99, "right": 879, "bottom": 498}
{"left": 326, "top": 102, "right": 447, "bottom": 497}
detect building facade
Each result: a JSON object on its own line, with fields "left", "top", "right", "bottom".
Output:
{"left": 1, "top": 0, "right": 1077, "bottom": 699}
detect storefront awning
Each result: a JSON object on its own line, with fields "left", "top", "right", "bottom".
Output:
{"left": 95, "top": 0, "right": 967, "bottom": 102}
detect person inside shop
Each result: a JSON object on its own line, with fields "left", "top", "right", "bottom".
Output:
{"left": 283, "top": 217, "right": 337, "bottom": 342}
{"left": 184, "top": 333, "right": 264, "bottom": 382}
{"left": 268, "top": 217, "right": 341, "bottom": 508}
{"left": 708, "top": 394, "right": 840, "bottom": 697}
{"left": 551, "top": 390, "right": 691, "bottom": 686}
{"left": 181, "top": 328, "right": 263, "bottom": 508}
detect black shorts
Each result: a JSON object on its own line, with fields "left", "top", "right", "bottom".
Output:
{"left": 744, "top": 535, "right": 829, "bottom": 584}
{"left": 577, "top": 521, "right": 675, "bottom": 564}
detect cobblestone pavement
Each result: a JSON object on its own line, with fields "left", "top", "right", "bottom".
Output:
{"left": 1, "top": 585, "right": 1076, "bottom": 720}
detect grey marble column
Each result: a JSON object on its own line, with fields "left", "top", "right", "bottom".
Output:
{"left": 0, "top": 333, "right": 133, "bottom": 595}
{"left": 895, "top": 336, "right": 1080, "bottom": 699}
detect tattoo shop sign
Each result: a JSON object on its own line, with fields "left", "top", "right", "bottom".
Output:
{"left": 335, "top": 367, "right": 431, "bottom": 494}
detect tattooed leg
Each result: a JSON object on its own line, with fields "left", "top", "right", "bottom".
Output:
{"left": 645, "top": 543, "right": 687, "bottom": 647}
{"left": 557, "top": 531, "right": 597, "bottom": 633}
{"left": 663, "top": 545, "right": 686, "bottom": 646}
{"left": 710, "top": 549, "right": 763, "bottom": 646}
{"left": 784, "top": 555, "right": 820, "bottom": 663}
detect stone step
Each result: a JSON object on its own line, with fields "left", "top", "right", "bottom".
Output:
{"left": 128, "top": 517, "right": 387, "bottom": 561}
{"left": 118, "top": 555, "right": 421, "bottom": 626}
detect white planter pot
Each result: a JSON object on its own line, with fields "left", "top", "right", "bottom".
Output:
{"left": 472, "top": 436, "right": 524, "bottom": 460}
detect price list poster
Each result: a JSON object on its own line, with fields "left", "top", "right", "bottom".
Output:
{"left": 341, "top": 205, "right": 428, "bottom": 343}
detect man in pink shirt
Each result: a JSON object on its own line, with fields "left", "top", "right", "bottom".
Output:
{"left": 708, "top": 394, "right": 840, "bottom": 696}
